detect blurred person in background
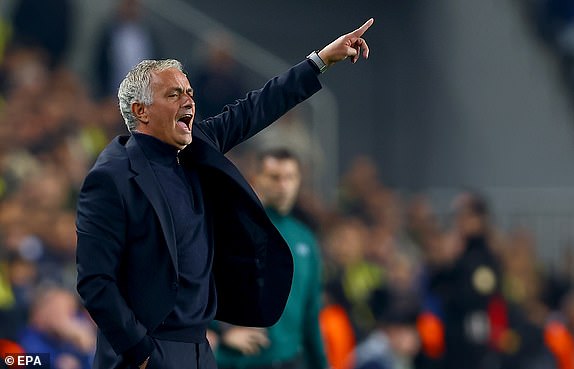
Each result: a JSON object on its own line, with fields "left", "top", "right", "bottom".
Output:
{"left": 0, "top": 30, "right": 122, "bottom": 344}
{"left": 18, "top": 285, "right": 95, "bottom": 369}
{"left": 0, "top": 249, "right": 36, "bottom": 342}
{"left": 319, "top": 299, "right": 356, "bottom": 369}
{"left": 189, "top": 31, "right": 246, "bottom": 122}
{"left": 75, "top": 19, "right": 374, "bottom": 369}
{"left": 403, "top": 195, "right": 442, "bottom": 262}
{"left": 0, "top": 198, "right": 42, "bottom": 333}
{"left": 351, "top": 291, "right": 421, "bottom": 369}
{"left": 0, "top": 43, "right": 99, "bottom": 181}
{"left": 500, "top": 229, "right": 550, "bottom": 325}
{"left": 361, "top": 251, "right": 423, "bottom": 369}
{"left": 321, "top": 217, "right": 385, "bottom": 340}
{"left": 10, "top": 0, "right": 72, "bottom": 69}
{"left": 545, "top": 290, "right": 574, "bottom": 369}
{"left": 94, "top": 0, "right": 161, "bottom": 98}
{"left": 529, "top": 0, "right": 574, "bottom": 95}
{"left": 249, "top": 108, "right": 324, "bottom": 191}
{"left": 215, "top": 148, "right": 327, "bottom": 369}
{"left": 338, "top": 156, "right": 384, "bottom": 226}
{"left": 426, "top": 191, "right": 507, "bottom": 369}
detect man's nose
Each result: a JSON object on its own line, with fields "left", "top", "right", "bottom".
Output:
{"left": 183, "top": 95, "right": 195, "bottom": 110}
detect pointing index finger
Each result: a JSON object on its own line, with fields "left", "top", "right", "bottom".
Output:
{"left": 352, "top": 18, "right": 374, "bottom": 37}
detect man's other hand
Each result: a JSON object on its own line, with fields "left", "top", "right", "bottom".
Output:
{"left": 221, "top": 327, "right": 270, "bottom": 355}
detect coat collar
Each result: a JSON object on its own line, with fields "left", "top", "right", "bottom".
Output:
{"left": 120, "top": 131, "right": 266, "bottom": 272}
{"left": 178, "top": 135, "right": 264, "bottom": 211}
{"left": 125, "top": 135, "right": 178, "bottom": 272}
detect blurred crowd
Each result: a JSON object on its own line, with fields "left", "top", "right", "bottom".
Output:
{"left": 0, "top": 1, "right": 143, "bottom": 368}
{"left": 304, "top": 164, "right": 573, "bottom": 369}
{"left": 2, "top": 1, "right": 574, "bottom": 369}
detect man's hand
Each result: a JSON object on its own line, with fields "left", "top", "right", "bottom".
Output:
{"left": 206, "top": 329, "right": 220, "bottom": 350}
{"left": 221, "top": 327, "right": 270, "bottom": 355}
{"left": 50, "top": 316, "right": 96, "bottom": 353}
{"left": 318, "top": 18, "right": 374, "bottom": 66}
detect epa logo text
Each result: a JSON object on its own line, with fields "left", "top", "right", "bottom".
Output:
{"left": 3, "top": 353, "right": 50, "bottom": 367}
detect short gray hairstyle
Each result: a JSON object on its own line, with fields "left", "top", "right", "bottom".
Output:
{"left": 117, "top": 59, "right": 185, "bottom": 131}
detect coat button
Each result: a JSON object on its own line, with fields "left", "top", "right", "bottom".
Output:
{"left": 171, "top": 282, "right": 178, "bottom": 290}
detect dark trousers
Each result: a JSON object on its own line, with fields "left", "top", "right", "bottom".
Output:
{"left": 219, "top": 355, "right": 304, "bottom": 369}
{"left": 146, "top": 338, "right": 216, "bottom": 369}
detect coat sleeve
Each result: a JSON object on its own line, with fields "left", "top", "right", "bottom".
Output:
{"left": 194, "top": 59, "right": 322, "bottom": 153}
{"left": 76, "top": 167, "right": 153, "bottom": 364}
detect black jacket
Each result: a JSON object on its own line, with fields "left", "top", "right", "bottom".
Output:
{"left": 76, "top": 60, "right": 322, "bottom": 367}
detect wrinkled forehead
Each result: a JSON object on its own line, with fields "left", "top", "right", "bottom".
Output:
{"left": 150, "top": 67, "right": 191, "bottom": 90}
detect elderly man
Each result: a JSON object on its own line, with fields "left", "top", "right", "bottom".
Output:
{"left": 76, "top": 19, "right": 374, "bottom": 369}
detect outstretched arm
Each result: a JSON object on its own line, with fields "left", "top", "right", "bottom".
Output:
{"left": 318, "top": 18, "right": 374, "bottom": 66}
{"left": 194, "top": 18, "right": 374, "bottom": 153}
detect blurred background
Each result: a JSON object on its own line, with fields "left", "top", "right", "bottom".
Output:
{"left": 3, "top": 0, "right": 574, "bottom": 368}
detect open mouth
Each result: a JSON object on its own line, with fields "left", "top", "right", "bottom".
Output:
{"left": 177, "top": 114, "right": 193, "bottom": 131}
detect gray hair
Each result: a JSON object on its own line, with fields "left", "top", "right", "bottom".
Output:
{"left": 117, "top": 59, "right": 185, "bottom": 131}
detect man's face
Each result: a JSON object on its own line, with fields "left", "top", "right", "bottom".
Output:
{"left": 137, "top": 68, "right": 195, "bottom": 149}
{"left": 255, "top": 157, "right": 301, "bottom": 215}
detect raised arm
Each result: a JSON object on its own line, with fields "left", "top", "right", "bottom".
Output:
{"left": 194, "top": 18, "right": 375, "bottom": 153}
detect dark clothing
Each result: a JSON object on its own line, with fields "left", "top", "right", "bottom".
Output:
{"left": 19, "top": 326, "right": 93, "bottom": 369}
{"left": 134, "top": 132, "right": 212, "bottom": 342}
{"left": 429, "top": 235, "right": 502, "bottom": 369}
{"left": 142, "top": 338, "right": 216, "bottom": 369}
{"left": 191, "top": 66, "right": 247, "bottom": 121}
{"left": 76, "top": 60, "right": 322, "bottom": 369}
{"left": 215, "top": 209, "right": 327, "bottom": 369}
{"left": 94, "top": 18, "right": 160, "bottom": 97}
{"left": 219, "top": 356, "right": 304, "bottom": 369}
{"left": 11, "top": 0, "right": 72, "bottom": 67}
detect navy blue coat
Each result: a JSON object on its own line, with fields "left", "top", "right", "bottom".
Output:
{"left": 76, "top": 60, "right": 322, "bottom": 367}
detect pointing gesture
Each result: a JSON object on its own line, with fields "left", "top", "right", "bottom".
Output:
{"left": 318, "top": 18, "right": 374, "bottom": 66}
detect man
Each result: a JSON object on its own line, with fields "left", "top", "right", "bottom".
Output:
{"left": 215, "top": 149, "right": 326, "bottom": 369}
{"left": 351, "top": 290, "right": 421, "bottom": 369}
{"left": 76, "top": 19, "right": 374, "bottom": 369}
{"left": 18, "top": 286, "right": 96, "bottom": 369}
{"left": 428, "top": 192, "right": 504, "bottom": 369}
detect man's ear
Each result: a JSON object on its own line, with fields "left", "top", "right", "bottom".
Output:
{"left": 131, "top": 102, "right": 149, "bottom": 124}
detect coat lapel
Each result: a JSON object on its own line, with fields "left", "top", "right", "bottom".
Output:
{"left": 179, "top": 136, "right": 264, "bottom": 210}
{"left": 125, "top": 136, "right": 178, "bottom": 272}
